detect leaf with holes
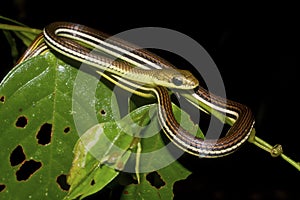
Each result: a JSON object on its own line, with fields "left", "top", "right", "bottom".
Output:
{"left": 121, "top": 162, "right": 191, "bottom": 200}
{"left": 120, "top": 102, "right": 200, "bottom": 200}
{"left": 0, "top": 53, "right": 119, "bottom": 199}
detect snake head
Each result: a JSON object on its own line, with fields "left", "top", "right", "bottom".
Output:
{"left": 154, "top": 69, "right": 199, "bottom": 89}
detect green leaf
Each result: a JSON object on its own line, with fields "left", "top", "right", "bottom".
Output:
{"left": 121, "top": 162, "right": 191, "bottom": 200}
{"left": 0, "top": 53, "right": 118, "bottom": 199}
{"left": 65, "top": 103, "right": 155, "bottom": 199}
{"left": 120, "top": 103, "right": 201, "bottom": 200}
{"left": 65, "top": 123, "right": 122, "bottom": 200}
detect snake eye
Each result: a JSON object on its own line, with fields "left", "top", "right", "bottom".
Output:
{"left": 172, "top": 77, "right": 183, "bottom": 86}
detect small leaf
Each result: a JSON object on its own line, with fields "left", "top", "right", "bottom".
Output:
{"left": 65, "top": 124, "right": 122, "bottom": 200}
{"left": 66, "top": 104, "right": 155, "bottom": 199}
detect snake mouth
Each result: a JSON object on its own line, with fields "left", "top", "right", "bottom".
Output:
{"left": 186, "top": 77, "right": 199, "bottom": 89}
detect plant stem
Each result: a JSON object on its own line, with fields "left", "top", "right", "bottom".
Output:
{"left": 0, "top": 23, "right": 41, "bottom": 34}
{"left": 249, "top": 132, "right": 300, "bottom": 171}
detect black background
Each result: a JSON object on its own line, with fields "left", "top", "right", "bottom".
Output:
{"left": 1, "top": 1, "right": 300, "bottom": 199}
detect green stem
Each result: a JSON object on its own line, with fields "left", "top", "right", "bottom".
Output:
{"left": 0, "top": 23, "right": 41, "bottom": 34}
{"left": 281, "top": 154, "right": 300, "bottom": 171}
{"left": 249, "top": 133, "right": 300, "bottom": 171}
{"left": 183, "top": 91, "right": 300, "bottom": 171}
{"left": 0, "top": 23, "right": 41, "bottom": 48}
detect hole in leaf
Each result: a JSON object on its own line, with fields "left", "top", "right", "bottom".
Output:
{"left": 15, "top": 116, "right": 28, "bottom": 128}
{"left": 16, "top": 159, "right": 42, "bottom": 181}
{"left": 10, "top": 145, "right": 26, "bottom": 166}
{"left": 0, "top": 96, "right": 5, "bottom": 103}
{"left": 146, "top": 171, "right": 165, "bottom": 189}
{"left": 63, "top": 126, "right": 70, "bottom": 134}
{"left": 100, "top": 109, "right": 106, "bottom": 116}
{"left": 36, "top": 123, "right": 52, "bottom": 145}
{"left": 123, "top": 190, "right": 129, "bottom": 195}
{"left": 0, "top": 184, "right": 6, "bottom": 192}
{"left": 90, "top": 179, "right": 95, "bottom": 186}
{"left": 56, "top": 174, "right": 70, "bottom": 191}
